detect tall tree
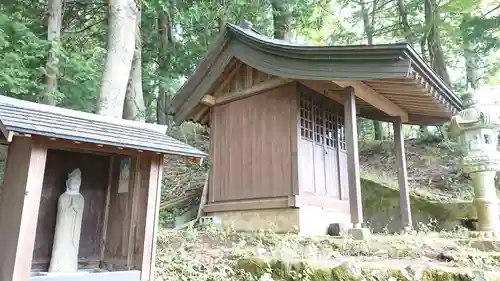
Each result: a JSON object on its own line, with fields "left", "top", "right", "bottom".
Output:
{"left": 461, "top": 14, "right": 480, "bottom": 90}
{"left": 396, "top": 0, "right": 430, "bottom": 137}
{"left": 157, "top": 5, "right": 173, "bottom": 125}
{"left": 424, "top": 0, "right": 451, "bottom": 86}
{"left": 360, "top": 0, "right": 386, "bottom": 140}
{"left": 270, "top": 0, "right": 292, "bottom": 40}
{"left": 123, "top": 1, "right": 145, "bottom": 121}
{"left": 43, "top": 0, "right": 63, "bottom": 106}
{"left": 97, "top": 0, "right": 138, "bottom": 118}
{"left": 397, "top": 0, "right": 413, "bottom": 44}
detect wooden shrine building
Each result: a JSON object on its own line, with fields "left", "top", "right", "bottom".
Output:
{"left": 0, "top": 95, "right": 206, "bottom": 281}
{"left": 170, "top": 23, "right": 463, "bottom": 237}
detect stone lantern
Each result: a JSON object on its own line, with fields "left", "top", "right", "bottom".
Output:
{"left": 447, "top": 87, "right": 500, "bottom": 237}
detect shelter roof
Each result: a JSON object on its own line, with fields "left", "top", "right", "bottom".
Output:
{"left": 0, "top": 95, "right": 206, "bottom": 158}
{"left": 172, "top": 23, "right": 464, "bottom": 126}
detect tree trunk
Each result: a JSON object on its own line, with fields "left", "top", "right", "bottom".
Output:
{"left": 360, "top": 0, "right": 374, "bottom": 45}
{"left": 218, "top": 0, "right": 226, "bottom": 32}
{"left": 123, "top": 4, "right": 145, "bottom": 121}
{"left": 43, "top": 0, "right": 63, "bottom": 106}
{"left": 397, "top": 0, "right": 428, "bottom": 137}
{"left": 360, "top": 0, "right": 385, "bottom": 141}
{"left": 157, "top": 8, "right": 173, "bottom": 126}
{"left": 424, "top": 0, "right": 451, "bottom": 86}
{"left": 461, "top": 15, "right": 480, "bottom": 90}
{"left": 270, "top": 0, "right": 292, "bottom": 40}
{"left": 97, "top": 0, "right": 138, "bottom": 118}
{"left": 397, "top": 0, "right": 413, "bottom": 44}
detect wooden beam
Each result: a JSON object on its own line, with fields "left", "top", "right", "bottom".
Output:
{"left": 203, "top": 197, "right": 289, "bottom": 213}
{"left": 216, "top": 78, "right": 292, "bottom": 105}
{"left": 213, "top": 61, "right": 242, "bottom": 96}
{"left": 344, "top": 87, "right": 364, "bottom": 228}
{"left": 100, "top": 156, "right": 115, "bottom": 262}
{"left": 38, "top": 136, "right": 142, "bottom": 156}
{"left": 191, "top": 106, "right": 209, "bottom": 122}
{"left": 0, "top": 137, "right": 47, "bottom": 281}
{"left": 196, "top": 174, "right": 210, "bottom": 220}
{"left": 333, "top": 80, "right": 408, "bottom": 122}
{"left": 127, "top": 156, "right": 142, "bottom": 269}
{"left": 201, "top": 95, "right": 216, "bottom": 106}
{"left": 141, "top": 154, "right": 163, "bottom": 281}
{"left": 298, "top": 80, "right": 344, "bottom": 104}
{"left": 244, "top": 65, "right": 253, "bottom": 87}
{"left": 393, "top": 118, "right": 412, "bottom": 231}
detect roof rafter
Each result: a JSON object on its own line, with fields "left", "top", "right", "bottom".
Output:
{"left": 333, "top": 80, "right": 409, "bottom": 122}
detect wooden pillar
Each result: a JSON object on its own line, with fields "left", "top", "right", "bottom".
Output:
{"left": 140, "top": 154, "right": 163, "bottom": 281}
{"left": 393, "top": 118, "right": 412, "bottom": 230}
{"left": 0, "top": 137, "right": 47, "bottom": 281}
{"left": 344, "top": 87, "right": 363, "bottom": 228}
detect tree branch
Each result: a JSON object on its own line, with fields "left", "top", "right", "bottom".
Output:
{"left": 66, "top": 18, "right": 106, "bottom": 33}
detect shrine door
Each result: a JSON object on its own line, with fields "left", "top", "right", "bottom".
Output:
{"left": 298, "top": 88, "right": 348, "bottom": 199}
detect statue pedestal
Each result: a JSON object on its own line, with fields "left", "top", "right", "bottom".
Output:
{"left": 471, "top": 171, "right": 500, "bottom": 233}
{"left": 446, "top": 87, "right": 500, "bottom": 240}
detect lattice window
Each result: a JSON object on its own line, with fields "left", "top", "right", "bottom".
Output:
{"left": 299, "top": 93, "right": 314, "bottom": 140}
{"left": 314, "top": 103, "right": 324, "bottom": 144}
{"left": 300, "top": 89, "right": 345, "bottom": 150}
{"left": 324, "top": 109, "right": 336, "bottom": 148}
{"left": 337, "top": 115, "right": 346, "bottom": 150}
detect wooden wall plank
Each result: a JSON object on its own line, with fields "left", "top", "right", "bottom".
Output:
{"left": 210, "top": 84, "right": 296, "bottom": 203}
{"left": 140, "top": 154, "right": 162, "bottom": 281}
{"left": 127, "top": 156, "right": 142, "bottom": 268}
{"left": 0, "top": 137, "right": 47, "bottom": 281}
{"left": 133, "top": 156, "right": 152, "bottom": 269}
{"left": 103, "top": 156, "right": 133, "bottom": 269}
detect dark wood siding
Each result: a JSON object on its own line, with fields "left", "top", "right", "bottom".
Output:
{"left": 32, "top": 149, "right": 109, "bottom": 270}
{"left": 102, "top": 155, "right": 152, "bottom": 271}
{"left": 210, "top": 83, "right": 296, "bottom": 203}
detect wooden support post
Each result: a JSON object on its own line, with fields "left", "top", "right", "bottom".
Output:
{"left": 141, "top": 154, "right": 163, "bottom": 281}
{"left": 393, "top": 118, "right": 412, "bottom": 231}
{"left": 344, "top": 87, "right": 363, "bottom": 227}
{"left": 127, "top": 156, "right": 142, "bottom": 269}
{"left": 0, "top": 137, "right": 47, "bottom": 281}
{"left": 344, "top": 87, "right": 370, "bottom": 240}
{"left": 196, "top": 173, "right": 210, "bottom": 220}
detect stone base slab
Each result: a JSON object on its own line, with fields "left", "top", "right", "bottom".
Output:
{"left": 469, "top": 231, "right": 500, "bottom": 240}
{"left": 29, "top": 270, "right": 140, "bottom": 281}
{"left": 348, "top": 227, "right": 371, "bottom": 240}
{"left": 209, "top": 206, "right": 351, "bottom": 236}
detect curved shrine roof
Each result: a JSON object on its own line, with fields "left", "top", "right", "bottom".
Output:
{"left": 172, "top": 23, "right": 464, "bottom": 126}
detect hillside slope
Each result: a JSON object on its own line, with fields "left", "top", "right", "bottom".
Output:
{"left": 359, "top": 138, "right": 471, "bottom": 202}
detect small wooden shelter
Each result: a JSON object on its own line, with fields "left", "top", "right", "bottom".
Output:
{"left": 170, "top": 23, "right": 464, "bottom": 236}
{"left": 0, "top": 95, "right": 206, "bottom": 281}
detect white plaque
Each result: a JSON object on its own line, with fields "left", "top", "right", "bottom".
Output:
{"left": 118, "top": 158, "right": 131, "bottom": 193}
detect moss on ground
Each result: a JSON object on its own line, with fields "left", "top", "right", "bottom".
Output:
{"left": 237, "top": 257, "right": 489, "bottom": 281}
{"left": 361, "top": 178, "right": 476, "bottom": 233}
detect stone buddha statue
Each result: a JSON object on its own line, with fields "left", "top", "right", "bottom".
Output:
{"left": 48, "top": 168, "right": 85, "bottom": 273}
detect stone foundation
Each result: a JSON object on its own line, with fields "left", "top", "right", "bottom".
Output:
{"left": 210, "top": 206, "right": 351, "bottom": 236}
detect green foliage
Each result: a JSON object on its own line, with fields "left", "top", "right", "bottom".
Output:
{"left": 0, "top": 13, "right": 47, "bottom": 100}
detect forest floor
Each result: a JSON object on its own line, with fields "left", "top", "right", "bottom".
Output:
{"left": 156, "top": 130, "right": 492, "bottom": 280}
{"left": 154, "top": 225, "right": 500, "bottom": 281}
{"left": 358, "top": 137, "right": 472, "bottom": 202}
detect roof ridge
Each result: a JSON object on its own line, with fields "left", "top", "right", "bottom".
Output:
{"left": 0, "top": 95, "right": 167, "bottom": 134}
